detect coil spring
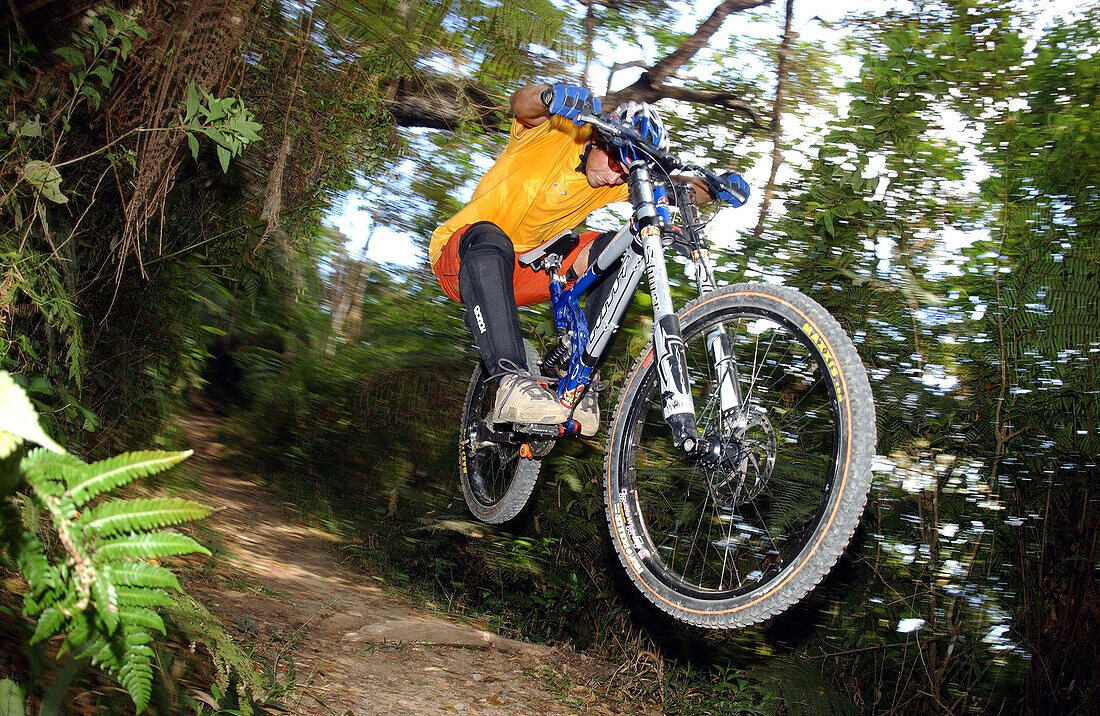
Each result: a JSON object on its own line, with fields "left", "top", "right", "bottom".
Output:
{"left": 543, "top": 334, "right": 570, "bottom": 373}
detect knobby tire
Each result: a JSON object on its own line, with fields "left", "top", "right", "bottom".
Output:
{"left": 604, "top": 283, "right": 876, "bottom": 628}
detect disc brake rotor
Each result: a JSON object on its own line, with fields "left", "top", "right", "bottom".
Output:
{"left": 708, "top": 405, "right": 777, "bottom": 507}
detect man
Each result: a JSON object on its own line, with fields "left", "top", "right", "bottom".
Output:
{"left": 430, "top": 82, "right": 738, "bottom": 435}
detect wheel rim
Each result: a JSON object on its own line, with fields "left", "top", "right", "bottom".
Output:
{"left": 620, "top": 305, "right": 844, "bottom": 599}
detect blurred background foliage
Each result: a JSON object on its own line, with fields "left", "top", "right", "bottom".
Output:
{"left": 2, "top": 0, "right": 1098, "bottom": 714}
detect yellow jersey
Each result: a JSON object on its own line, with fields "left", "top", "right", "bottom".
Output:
{"left": 429, "top": 116, "right": 629, "bottom": 268}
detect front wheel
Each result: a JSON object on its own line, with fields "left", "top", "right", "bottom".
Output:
{"left": 605, "top": 283, "right": 876, "bottom": 628}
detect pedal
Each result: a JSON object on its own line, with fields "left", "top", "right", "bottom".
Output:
{"left": 516, "top": 423, "right": 560, "bottom": 438}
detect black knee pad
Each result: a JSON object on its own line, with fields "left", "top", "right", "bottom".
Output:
{"left": 590, "top": 229, "right": 617, "bottom": 258}
{"left": 459, "top": 222, "right": 514, "bottom": 262}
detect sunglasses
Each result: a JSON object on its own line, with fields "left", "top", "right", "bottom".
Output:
{"left": 595, "top": 140, "right": 628, "bottom": 177}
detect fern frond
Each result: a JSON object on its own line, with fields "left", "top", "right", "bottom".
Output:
{"left": 82, "top": 625, "right": 155, "bottom": 711}
{"left": 118, "top": 654, "right": 153, "bottom": 712}
{"left": 57, "top": 610, "right": 93, "bottom": 659}
{"left": 80, "top": 497, "right": 212, "bottom": 538}
{"left": 115, "top": 586, "right": 175, "bottom": 609}
{"left": 29, "top": 601, "right": 72, "bottom": 644}
{"left": 94, "top": 531, "right": 210, "bottom": 562}
{"left": 103, "top": 561, "right": 182, "bottom": 592}
{"left": 12, "top": 527, "right": 58, "bottom": 595}
{"left": 80, "top": 636, "right": 116, "bottom": 668}
{"left": 66, "top": 450, "right": 192, "bottom": 507}
{"left": 91, "top": 572, "right": 120, "bottom": 635}
{"left": 19, "top": 449, "right": 86, "bottom": 498}
{"left": 119, "top": 606, "right": 166, "bottom": 635}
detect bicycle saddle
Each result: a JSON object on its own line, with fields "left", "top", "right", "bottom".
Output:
{"left": 517, "top": 230, "right": 579, "bottom": 272}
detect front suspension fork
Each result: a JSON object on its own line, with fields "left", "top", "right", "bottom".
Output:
{"left": 638, "top": 225, "right": 702, "bottom": 451}
{"left": 648, "top": 236, "right": 744, "bottom": 454}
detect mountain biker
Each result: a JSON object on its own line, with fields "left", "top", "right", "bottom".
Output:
{"left": 430, "top": 82, "right": 719, "bottom": 436}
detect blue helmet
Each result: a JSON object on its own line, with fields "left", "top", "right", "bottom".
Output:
{"left": 611, "top": 101, "right": 669, "bottom": 166}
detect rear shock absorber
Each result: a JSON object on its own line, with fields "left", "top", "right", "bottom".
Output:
{"left": 543, "top": 332, "right": 571, "bottom": 374}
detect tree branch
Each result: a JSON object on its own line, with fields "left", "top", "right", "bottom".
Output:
{"left": 645, "top": 0, "right": 773, "bottom": 88}
{"left": 614, "top": 83, "right": 762, "bottom": 127}
{"left": 382, "top": 1, "right": 773, "bottom": 131}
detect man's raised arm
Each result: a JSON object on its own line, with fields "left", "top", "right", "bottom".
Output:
{"left": 511, "top": 83, "right": 601, "bottom": 129}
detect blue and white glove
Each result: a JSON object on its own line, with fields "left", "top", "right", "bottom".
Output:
{"left": 541, "top": 83, "right": 601, "bottom": 125}
{"left": 716, "top": 171, "right": 750, "bottom": 207}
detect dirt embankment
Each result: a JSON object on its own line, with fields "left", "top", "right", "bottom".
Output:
{"left": 180, "top": 407, "right": 654, "bottom": 715}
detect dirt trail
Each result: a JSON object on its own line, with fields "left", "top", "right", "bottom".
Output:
{"left": 179, "top": 405, "right": 650, "bottom": 716}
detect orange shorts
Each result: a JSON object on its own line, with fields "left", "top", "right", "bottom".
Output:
{"left": 432, "top": 225, "right": 602, "bottom": 306}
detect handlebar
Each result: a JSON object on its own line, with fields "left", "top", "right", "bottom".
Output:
{"left": 577, "top": 112, "right": 746, "bottom": 206}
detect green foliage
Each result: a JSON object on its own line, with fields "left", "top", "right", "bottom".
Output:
{"left": 162, "top": 594, "right": 279, "bottom": 715}
{"left": 53, "top": 6, "right": 148, "bottom": 113}
{"left": 1, "top": 1, "right": 282, "bottom": 450}
{"left": 0, "top": 371, "right": 210, "bottom": 712}
{"left": 181, "top": 83, "right": 264, "bottom": 173}
{"left": 0, "top": 679, "right": 24, "bottom": 716}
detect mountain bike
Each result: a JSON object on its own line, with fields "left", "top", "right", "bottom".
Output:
{"left": 458, "top": 112, "right": 876, "bottom": 629}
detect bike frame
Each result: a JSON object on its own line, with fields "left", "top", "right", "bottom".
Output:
{"left": 548, "top": 162, "right": 744, "bottom": 453}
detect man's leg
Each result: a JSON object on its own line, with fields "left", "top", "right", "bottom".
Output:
{"left": 571, "top": 230, "right": 620, "bottom": 436}
{"left": 457, "top": 222, "right": 526, "bottom": 373}
{"left": 457, "top": 222, "right": 567, "bottom": 425}
{"left": 580, "top": 230, "right": 622, "bottom": 346}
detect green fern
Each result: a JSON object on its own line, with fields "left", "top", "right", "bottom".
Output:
{"left": 0, "top": 370, "right": 210, "bottom": 713}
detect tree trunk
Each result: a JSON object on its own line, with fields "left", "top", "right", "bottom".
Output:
{"left": 753, "top": 0, "right": 795, "bottom": 240}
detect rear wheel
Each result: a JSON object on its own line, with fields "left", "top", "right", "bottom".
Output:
{"left": 605, "top": 284, "right": 875, "bottom": 628}
{"left": 459, "top": 341, "right": 551, "bottom": 523}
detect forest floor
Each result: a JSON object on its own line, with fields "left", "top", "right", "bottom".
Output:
{"left": 177, "top": 401, "right": 658, "bottom": 716}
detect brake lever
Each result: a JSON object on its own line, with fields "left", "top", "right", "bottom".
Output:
{"left": 578, "top": 112, "right": 638, "bottom": 147}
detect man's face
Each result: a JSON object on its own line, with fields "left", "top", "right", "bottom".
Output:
{"left": 585, "top": 143, "right": 628, "bottom": 188}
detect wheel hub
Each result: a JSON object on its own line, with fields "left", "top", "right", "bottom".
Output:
{"left": 699, "top": 405, "right": 777, "bottom": 507}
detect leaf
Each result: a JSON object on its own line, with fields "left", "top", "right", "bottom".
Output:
{"left": 119, "top": 655, "right": 153, "bottom": 712}
{"left": 12, "top": 526, "right": 58, "bottom": 594}
{"left": 13, "top": 116, "right": 42, "bottom": 139}
{"left": 0, "top": 372, "right": 66, "bottom": 458}
{"left": 94, "top": 531, "right": 210, "bottom": 562}
{"left": 115, "top": 586, "right": 174, "bottom": 609}
{"left": 91, "top": 17, "right": 109, "bottom": 43}
{"left": 20, "top": 449, "right": 87, "bottom": 493}
{"left": 91, "top": 572, "right": 120, "bottom": 634}
{"left": 81, "top": 497, "right": 212, "bottom": 538}
{"left": 217, "top": 145, "right": 231, "bottom": 173}
{"left": 185, "top": 82, "right": 200, "bottom": 122}
{"left": 80, "top": 84, "right": 103, "bottom": 111}
{"left": 65, "top": 450, "right": 191, "bottom": 506}
{"left": 0, "top": 679, "right": 24, "bottom": 716}
{"left": 119, "top": 606, "right": 165, "bottom": 634}
{"left": 29, "top": 603, "right": 71, "bottom": 644}
{"left": 200, "top": 127, "right": 229, "bottom": 148}
{"left": 186, "top": 131, "right": 200, "bottom": 159}
{"left": 21, "top": 160, "right": 68, "bottom": 204}
{"left": 89, "top": 65, "right": 113, "bottom": 89}
{"left": 53, "top": 46, "right": 86, "bottom": 69}
{"left": 203, "top": 93, "right": 228, "bottom": 122}
{"left": 103, "top": 562, "right": 181, "bottom": 592}
{"left": 57, "top": 611, "right": 93, "bottom": 659}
